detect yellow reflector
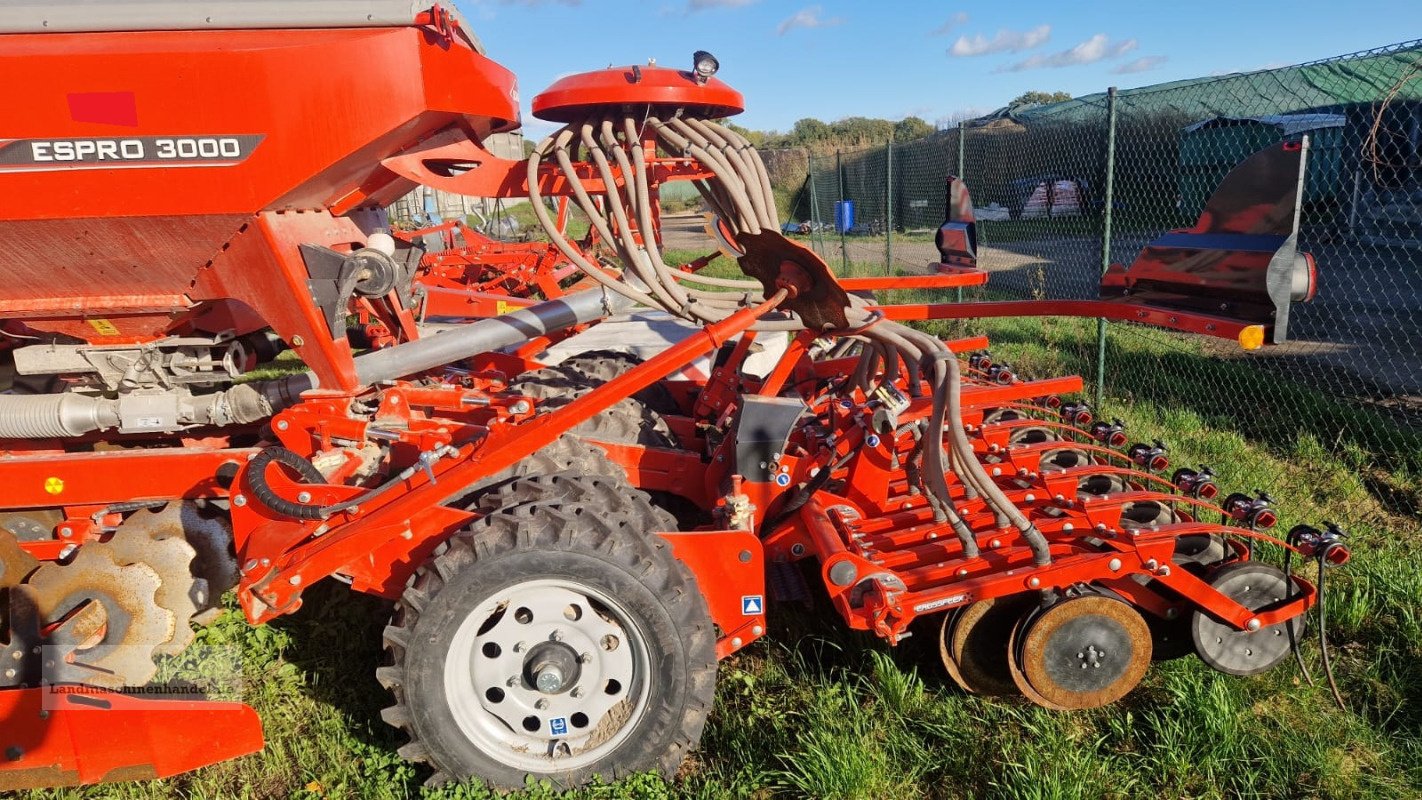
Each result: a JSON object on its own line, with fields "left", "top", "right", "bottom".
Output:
{"left": 1238, "top": 326, "right": 1266, "bottom": 350}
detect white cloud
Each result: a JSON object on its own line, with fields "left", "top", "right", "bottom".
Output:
{"left": 1110, "top": 55, "right": 1168, "bottom": 74}
{"left": 777, "top": 5, "right": 844, "bottom": 35}
{"left": 996, "top": 34, "right": 1137, "bottom": 72}
{"left": 688, "top": 0, "right": 757, "bottom": 9}
{"left": 930, "top": 11, "right": 969, "bottom": 36}
{"left": 949, "top": 24, "right": 1050, "bottom": 57}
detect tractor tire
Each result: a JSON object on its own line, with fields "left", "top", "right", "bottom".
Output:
{"left": 455, "top": 434, "right": 623, "bottom": 507}
{"left": 551, "top": 351, "right": 680, "bottom": 416}
{"left": 379, "top": 488, "right": 716, "bottom": 789}
{"left": 508, "top": 368, "right": 674, "bottom": 448}
{"left": 474, "top": 471, "right": 677, "bottom": 532}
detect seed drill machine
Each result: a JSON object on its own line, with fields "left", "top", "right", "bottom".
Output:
{"left": 0, "top": 2, "right": 1345, "bottom": 790}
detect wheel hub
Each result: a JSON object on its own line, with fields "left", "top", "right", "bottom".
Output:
{"left": 524, "top": 640, "right": 582, "bottom": 694}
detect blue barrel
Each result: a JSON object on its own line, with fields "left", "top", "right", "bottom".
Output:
{"left": 834, "top": 200, "right": 855, "bottom": 234}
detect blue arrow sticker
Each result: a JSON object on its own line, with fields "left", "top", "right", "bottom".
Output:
{"left": 775, "top": 473, "right": 791, "bottom": 486}
{"left": 550, "top": 717, "right": 568, "bottom": 736}
{"left": 741, "top": 595, "right": 763, "bottom": 615}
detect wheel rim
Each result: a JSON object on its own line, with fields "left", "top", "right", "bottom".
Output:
{"left": 1190, "top": 562, "right": 1300, "bottom": 676}
{"left": 1017, "top": 595, "right": 1152, "bottom": 709}
{"left": 445, "top": 578, "right": 652, "bottom": 772}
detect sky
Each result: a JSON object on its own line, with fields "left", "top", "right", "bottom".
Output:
{"left": 453, "top": 0, "right": 1422, "bottom": 140}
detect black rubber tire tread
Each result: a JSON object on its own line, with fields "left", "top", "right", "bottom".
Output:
{"left": 475, "top": 471, "right": 678, "bottom": 531}
{"left": 551, "top": 351, "right": 680, "bottom": 416}
{"left": 378, "top": 494, "right": 717, "bottom": 789}
{"left": 507, "top": 370, "right": 674, "bottom": 447}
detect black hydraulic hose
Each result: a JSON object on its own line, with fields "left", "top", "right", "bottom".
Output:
{"left": 246, "top": 446, "right": 328, "bottom": 520}
{"left": 1282, "top": 541, "right": 1317, "bottom": 687}
{"left": 1317, "top": 541, "right": 1347, "bottom": 709}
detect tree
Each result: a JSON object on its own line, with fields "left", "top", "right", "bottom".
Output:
{"left": 892, "top": 116, "right": 934, "bottom": 142}
{"left": 790, "top": 118, "right": 831, "bottom": 144}
{"left": 1009, "top": 90, "right": 1073, "bottom": 108}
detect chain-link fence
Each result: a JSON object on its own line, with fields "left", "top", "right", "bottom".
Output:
{"left": 794, "top": 40, "right": 1422, "bottom": 524}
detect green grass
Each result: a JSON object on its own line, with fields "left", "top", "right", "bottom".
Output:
{"left": 27, "top": 266, "right": 1422, "bottom": 800}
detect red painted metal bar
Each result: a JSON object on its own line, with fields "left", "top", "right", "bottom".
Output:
{"left": 875, "top": 299, "right": 1267, "bottom": 348}
{"left": 0, "top": 687, "right": 262, "bottom": 790}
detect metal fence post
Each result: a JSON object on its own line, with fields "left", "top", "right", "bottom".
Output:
{"left": 885, "top": 134, "right": 893, "bottom": 275}
{"left": 1095, "top": 87, "right": 1119, "bottom": 410}
{"left": 807, "top": 150, "right": 825, "bottom": 256}
{"left": 956, "top": 121, "right": 967, "bottom": 303}
{"left": 837, "top": 149, "right": 849, "bottom": 272}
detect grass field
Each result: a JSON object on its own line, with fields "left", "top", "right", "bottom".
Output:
{"left": 24, "top": 266, "right": 1422, "bottom": 800}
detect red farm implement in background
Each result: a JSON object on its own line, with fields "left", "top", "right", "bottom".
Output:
{"left": 0, "top": 2, "right": 1344, "bottom": 791}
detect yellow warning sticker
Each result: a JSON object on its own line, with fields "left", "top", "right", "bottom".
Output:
{"left": 88, "top": 318, "right": 121, "bottom": 337}
{"left": 44, "top": 477, "right": 65, "bottom": 495}
{"left": 495, "top": 300, "right": 515, "bottom": 316}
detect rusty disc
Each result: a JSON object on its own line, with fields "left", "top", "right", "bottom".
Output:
{"left": 22, "top": 546, "right": 174, "bottom": 688}
{"left": 0, "top": 528, "right": 39, "bottom": 589}
{"left": 103, "top": 505, "right": 200, "bottom": 656}
{"left": 1017, "top": 595, "right": 1152, "bottom": 710}
{"left": 945, "top": 595, "right": 1036, "bottom": 696}
{"left": 1006, "top": 604, "right": 1069, "bottom": 710}
{"left": 937, "top": 608, "right": 967, "bottom": 690}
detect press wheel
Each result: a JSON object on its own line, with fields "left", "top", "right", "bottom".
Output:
{"left": 1190, "top": 561, "right": 1300, "bottom": 676}
{"left": 1013, "top": 595, "right": 1152, "bottom": 709}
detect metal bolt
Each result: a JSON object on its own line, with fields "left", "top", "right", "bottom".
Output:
{"left": 233, "top": 494, "right": 247, "bottom": 507}
{"left": 513, "top": 641, "right": 526, "bottom": 653}
{"left": 989, "top": 539, "right": 1002, "bottom": 549}
{"left": 1108, "top": 558, "right": 1122, "bottom": 572}
{"left": 1063, "top": 523, "right": 1075, "bottom": 532}
{"left": 5, "top": 746, "right": 21, "bottom": 761}
{"left": 1028, "top": 577, "right": 1042, "bottom": 588}
{"left": 509, "top": 400, "right": 531, "bottom": 415}
{"left": 244, "top": 559, "right": 258, "bottom": 573}
{"left": 579, "top": 652, "right": 592, "bottom": 664}
{"left": 291, "top": 335, "right": 304, "bottom": 346}
{"left": 506, "top": 675, "right": 519, "bottom": 687}
{"left": 535, "top": 667, "right": 564, "bottom": 693}
{"left": 1024, "top": 493, "right": 1036, "bottom": 502}
{"left": 571, "top": 688, "right": 583, "bottom": 698}
{"left": 297, "top": 491, "right": 312, "bottom": 504}
{"left": 288, "top": 575, "right": 302, "bottom": 586}
{"left": 59, "top": 527, "right": 71, "bottom": 538}
{"left": 548, "top": 630, "right": 562, "bottom": 642}
{"left": 752, "top": 625, "right": 764, "bottom": 636}
{"left": 535, "top": 698, "right": 549, "bottom": 710}
{"left": 790, "top": 544, "right": 805, "bottom": 557}
{"left": 1246, "top": 618, "right": 1261, "bottom": 632}
{"left": 730, "top": 637, "right": 743, "bottom": 648}
{"left": 276, "top": 420, "right": 289, "bottom": 431}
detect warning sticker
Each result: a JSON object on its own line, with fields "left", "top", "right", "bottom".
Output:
{"left": 741, "top": 595, "right": 763, "bottom": 615}
{"left": 87, "top": 318, "right": 121, "bottom": 337}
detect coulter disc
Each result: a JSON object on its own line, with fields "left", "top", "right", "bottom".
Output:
{"left": 1014, "top": 594, "right": 1152, "bottom": 709}
{"left": 942, "top": 595, "right": 1036, "bottom": 696}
